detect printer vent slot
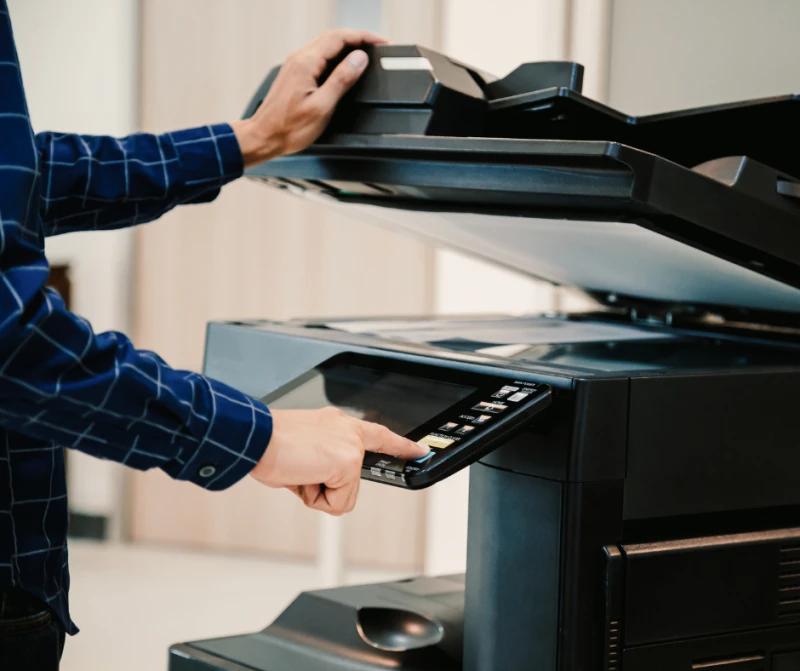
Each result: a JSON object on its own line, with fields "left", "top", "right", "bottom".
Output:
{"left": 603, "top": 546, "right": 624, "bottom": 671}
{"left": 607, "top": 619, "right": 620, "bottom": 671}
{"left": 778, "top": 544, "right": 800, "bottom": 619}
{"left": 778, "top": 599, "right": 800, "bottom": 619}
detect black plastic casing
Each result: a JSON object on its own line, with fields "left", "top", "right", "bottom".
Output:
{"left": 168, "top": 43, "right": 800, "bottom": 671}
{"left": 464, "top": 368, "right": 800, "bottom": 671}
{"left": 168, "top": 320, "right": 800, "bottom": 671}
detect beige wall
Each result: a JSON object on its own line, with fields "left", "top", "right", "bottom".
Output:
{"left": 608, "top": 0, "right": 800, "bottom": 115}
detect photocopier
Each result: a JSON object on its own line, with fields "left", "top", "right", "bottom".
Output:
{"left": 169, "top": 46, "right": 800, "bottom": 671}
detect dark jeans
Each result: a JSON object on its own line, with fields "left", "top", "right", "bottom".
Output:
{"left": 0, "top": 587, "right": 65, "bottom": 671}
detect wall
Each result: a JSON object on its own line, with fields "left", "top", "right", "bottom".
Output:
{"left": 7, "top": 0, "right": 139, "bottom": 535}
{"left": 608, "top": 0, "right": 800, "bottom": 115}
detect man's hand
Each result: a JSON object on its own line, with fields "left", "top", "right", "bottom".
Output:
{"left": 231, "top": 29, "right": 387, "bottom": 168}
{"left": 250, "top": 408, "right": 430, "bottom": 516}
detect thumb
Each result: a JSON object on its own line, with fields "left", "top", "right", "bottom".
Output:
{"left": 313, "top": 49, "right": 369, "bottom": 114}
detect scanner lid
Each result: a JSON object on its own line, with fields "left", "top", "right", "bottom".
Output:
{"left": 244, "top": 45, "right": 800, "bottom": 318}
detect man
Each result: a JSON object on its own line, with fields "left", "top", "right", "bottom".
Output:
{"left": 0, "top": 3, "right": 429, "bottom": 669}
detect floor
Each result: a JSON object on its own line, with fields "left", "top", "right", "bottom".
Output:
{"left": 61, "top": 540, "right": 410, "bottom": 671}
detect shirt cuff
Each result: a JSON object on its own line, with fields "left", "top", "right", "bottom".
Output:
{"left": 169, "top": 123, "right": 244, "bottom": 203}
{"left": 161, "top": 379, "right": 272, "bottom": 491}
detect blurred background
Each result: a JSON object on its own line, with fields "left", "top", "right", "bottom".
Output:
{"left": 6, "top": 0, "right": 800, "bottom": 668}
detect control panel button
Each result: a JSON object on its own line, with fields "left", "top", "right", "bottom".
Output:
{"left": 473, "top": 414, "right": 492, "bottom": 425}
{"left": 373, "top": 456, "right": 406, "bottom": 473}
{"left": 438, "top": 422, "right": 459, "bottom": 432}
{"left": 508, "top": 391, "right": 530, "bottom": 402}
{"left": 418, "top": 435, "right": 455, "bottom": 449}
{"left": 472, "top": 401, "right": 508, "bottom": 414}
{"left": 363, "top": 452, "right": 383, "bottom": 469}
{"left": 412, "top": 451, "right": 434, "bottom": 464}
{"left": 455, "top": 425, "right": 475, "bottom": 436}
{"left": 492, "top": 385, "right": 519, "bottom": 399}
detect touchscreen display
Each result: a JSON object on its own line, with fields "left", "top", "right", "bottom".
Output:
{"left": 264, "top": 363, "right": 478, "bottom": 437}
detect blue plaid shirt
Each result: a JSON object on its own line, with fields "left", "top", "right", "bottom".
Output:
{"left": 0, "top": 2, "right": 273, "bottom": 635}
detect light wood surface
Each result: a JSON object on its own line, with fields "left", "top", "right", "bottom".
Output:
{"left": 129, "top": 0, "right": 442, "bottom": 570}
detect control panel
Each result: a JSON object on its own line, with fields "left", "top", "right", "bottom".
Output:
{"left": 362, "top": 380, "right": 550, "bottom": 488}
{"left": 260, "top": 353, "right": 552, "bottom": 490}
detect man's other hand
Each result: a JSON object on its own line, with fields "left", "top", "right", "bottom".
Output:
{"left": 250, "top": 408, "right": 430, "bottom": 516}
{"left": 231, "top": 29, "right": 387, "bottom": 168}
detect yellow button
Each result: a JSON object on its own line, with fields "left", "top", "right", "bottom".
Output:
{"left": 418, "top": 435, "right": 455, "bottom": 449}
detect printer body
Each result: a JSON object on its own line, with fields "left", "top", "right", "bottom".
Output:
{"left": 169, "top": 46, "right": 800, "bottom": 671}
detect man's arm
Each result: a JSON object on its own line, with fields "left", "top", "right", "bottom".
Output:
{"left": 36, "top": 29, "right": 382, "bottom": 237}
{"left": 37, "top": 124, "right": 243, "bottom": 236}
{"left": 0, "top": 30, "right": 429, "bottom": 513}
{"left": 0, "top": 270, "right": 427, "bottom": 504}
{"left": 0, "top": 255, "right": 272, "bottom": 490}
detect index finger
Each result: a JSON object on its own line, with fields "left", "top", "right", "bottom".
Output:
{"left": 360, "top": 421, "right": 430, "bottom": 460}
{"left": 313, "top": 29, "right": 388, "bottom": 60}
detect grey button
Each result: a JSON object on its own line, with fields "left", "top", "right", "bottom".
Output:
{"left": 198, "top": 465, "right": 217, "bottom": 478}
{"left": 373, "top": 456, "right": 406, "bottom": 473}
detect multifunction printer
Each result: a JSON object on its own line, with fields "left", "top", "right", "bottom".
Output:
{"left": 168, "top": 46, "right": 800, "bottom": 671}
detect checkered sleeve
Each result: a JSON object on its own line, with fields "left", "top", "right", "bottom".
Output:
{"left": 0, "top": 273, "right": 272, "bottom": 489}
{"left": 36, "top": 124, "right": 243, "bottom": 236}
